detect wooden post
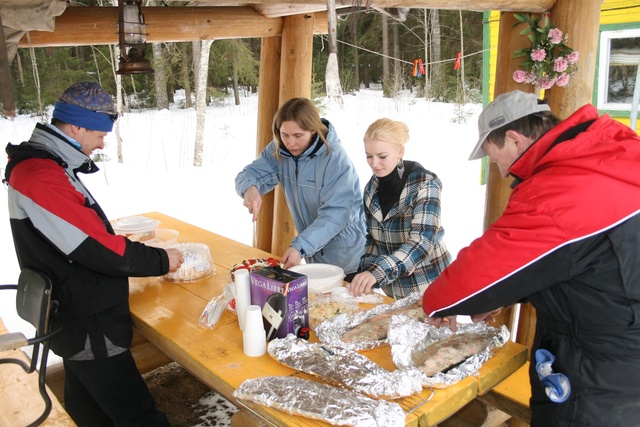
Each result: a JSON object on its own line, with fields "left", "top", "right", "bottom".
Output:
{"left": 270, "top": 13, "right": 315, "bottom": 257}
{"left": 254, "top": 36, "right": 282, "bottom": 252}
{"left": 485, "top": 12, "right": 536, "bottom": 340}
{"left": 547, "top": 0, "right": 603, "bottom": 119}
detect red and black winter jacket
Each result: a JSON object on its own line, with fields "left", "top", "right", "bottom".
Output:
{"left": 423, "top": 105, "right": 640, "bottom": 426}
{"left": 5, "top": 123, "right": 169, "bottom": 359}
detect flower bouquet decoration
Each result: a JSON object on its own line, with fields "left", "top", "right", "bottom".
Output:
{"left": 512, "top": 13, "right": 579, "bottom": 92}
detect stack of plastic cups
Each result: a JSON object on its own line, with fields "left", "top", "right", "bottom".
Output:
{"left": 243, "top": 305, "right": 267, "bottom": 357}
{"left": 234, "top": 269, "right": 251, "bottom": 331}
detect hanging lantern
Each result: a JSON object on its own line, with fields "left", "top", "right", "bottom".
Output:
{"left": 116, "top": 0, "right": 153, "bottom": 75}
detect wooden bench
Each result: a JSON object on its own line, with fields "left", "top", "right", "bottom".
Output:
{"left": 477, "top": 361, "right": 532, "bottom": 426}
{"left": 0, "top": 318, "right": 76, "bottom": 427}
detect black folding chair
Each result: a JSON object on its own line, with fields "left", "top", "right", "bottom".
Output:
{"left": 0, "top": 268, "right": 62, "bottom": 427}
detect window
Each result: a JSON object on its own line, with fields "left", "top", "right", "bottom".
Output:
{"left": 597, "top": 28, "right": 640, "bottom": 111}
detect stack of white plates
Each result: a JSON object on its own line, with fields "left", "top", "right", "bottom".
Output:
{"left": 289, "top": 263, "right": 345, "bottom": 293}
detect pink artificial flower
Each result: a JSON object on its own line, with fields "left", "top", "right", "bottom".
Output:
{"left": 513, "top": 70, "right": 527, "bottom": 83}
{"left": 555, "top": 73, "right": 571, "bottom": 87}
{"left": 548, "top": 28, "right": 563, "bottom": 44}
{"left": 525, "top": 72, "right": 538, "bottom": 84}
{"left": 554, "top": 57, "right": 569, "bottom": 73}
{"left": 566, "top": 51, "right": 579, "bottom": 64}
{"left": 538, "top": 75, "right": 554, "bottom": 90}
{"left": 530, "top": 49, "right": 547, "bottom": 62}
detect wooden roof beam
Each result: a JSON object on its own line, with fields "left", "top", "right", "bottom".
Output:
{"left": 18, "top": 6, "right": 327, "bottom": 48}
{"left": 248, "top": 0, "right": 557, "bottom": 16}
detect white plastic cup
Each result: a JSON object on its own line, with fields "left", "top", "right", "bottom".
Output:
{"left": 234, "top": 270, "right": 251, "bottom": 331}
{"left": 243, "top": 305, "right": 266, "bottom": 357}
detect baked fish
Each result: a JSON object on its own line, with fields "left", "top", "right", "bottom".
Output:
{"left": 342, "top": 305, "right": 425, "bottom": 343}
{"left": 412, "top": 331, "right": 494, "bottom": 376}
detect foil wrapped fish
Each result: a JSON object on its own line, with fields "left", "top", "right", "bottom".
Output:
{"left": 316, "top": 292, "right": 423, "bottom": 351}
{"left": 412, "top": 331, "right": 495, "bottom": 376}
{"left": 389, "top": 316, "right": 509, "bottom": 388}
{"left": 233, "top": 376, "right": 406, "bottom": 427}
{"left": 268, "top": 335, "right": 423, "bottom": 399}
{"left": 342, "top": 306, "right": 425, "bottom": 343}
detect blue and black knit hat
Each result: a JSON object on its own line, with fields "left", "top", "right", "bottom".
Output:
{"left": 52, "top": 82, "right": 117, "bottom": 132}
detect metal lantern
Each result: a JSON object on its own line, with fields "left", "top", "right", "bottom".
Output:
{"left": 116, "top": 0, "right": 153, "bottom": 75}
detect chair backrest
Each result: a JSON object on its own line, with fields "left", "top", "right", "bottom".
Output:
{"left": 16, "top": 268, "right": 53, "bottom": 337}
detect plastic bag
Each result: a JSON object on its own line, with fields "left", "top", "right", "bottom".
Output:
{"left": 198, "top": 283, "right": 235, "bottom": 328}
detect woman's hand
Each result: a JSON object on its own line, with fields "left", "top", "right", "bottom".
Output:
{"left": 243, "top": 186, "right": 262, "bottom": 222}
{"left": 281, "top": 247, "right": 302, "bottom": 269}
{"left": 348, "top": 271, "right": 377, "bottom": 296}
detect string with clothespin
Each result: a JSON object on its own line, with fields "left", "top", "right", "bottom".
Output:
{"left": 412, "top": 59, "right": 425, "bottom": 77}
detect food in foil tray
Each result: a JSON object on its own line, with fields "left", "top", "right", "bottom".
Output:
{"left": 268, "top": 336, "right": 423, "bottom": 399}
{"left": 341, "top": 305, "right": 425, "bottom": 343}
{"left": 308, "top": 297, "right": 357, "bottom": 330}
{"left": 412, "top": 331, "right": 495, "bottom": 376}
{"left": 316, "top": 292, "right": 423, "bottom": 351}
{"left": 233, "top": 376, "right": 406, "bottom": 427}
{"left": 388, "top": 316, "right": 510, "bottom": 388}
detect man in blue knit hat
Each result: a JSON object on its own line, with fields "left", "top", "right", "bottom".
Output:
{"left": 4, "top": 82, "right": 183, "bottom": 426}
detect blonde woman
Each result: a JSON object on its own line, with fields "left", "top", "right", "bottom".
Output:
{"left": 235, "top": 97, "right": 365, "bottom": 274}
{"left": 350, "top": 118, "right": 451, "bottom": 299}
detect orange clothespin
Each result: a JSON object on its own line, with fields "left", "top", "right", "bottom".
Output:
{"left": 454, "top": 52, "right": 461, "bottom": 71}
{"left": 413, "top": 59, "right": 424, "bottom": 77}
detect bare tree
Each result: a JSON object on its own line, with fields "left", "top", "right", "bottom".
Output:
{"left": 110, "top": 44, "right": 125, "bottom": 163}
{"left": 152, "top": 42, "right": 169, "bottom": 109}
{"left": 28, "top": 47, "right": 44, "bottom": 120}
{"left": 392, "top": 19, "right": 402, "bottom": 96}
{"left": 325, "top": 0, "right": 343, "bottom": 107}
{"left": 382, "top": 14, "right": 390, "bottom": 97}
{"left": 193, "top": 39, "right": 213, "bottom": 167}
{"left": 423, "top": 9, "right": 430, "bottom": 99}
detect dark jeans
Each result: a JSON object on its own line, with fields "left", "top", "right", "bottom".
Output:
{"left": 63, "top": 350, "right": 170, "bottom": 427}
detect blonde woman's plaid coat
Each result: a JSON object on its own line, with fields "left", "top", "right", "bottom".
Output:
{"left": 359, "top": 161, "right": 452, "bottom": 298}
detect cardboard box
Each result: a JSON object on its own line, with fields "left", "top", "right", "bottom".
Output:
{"left": 249, "top": 266, "right": 308, "bottom": 341}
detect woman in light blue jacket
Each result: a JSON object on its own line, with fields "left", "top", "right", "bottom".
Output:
{"left": 235, "top": 98, "right": 365, "bottom": 275}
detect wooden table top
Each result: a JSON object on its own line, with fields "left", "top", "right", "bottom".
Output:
{"left": 128, "top": 212, "right": 527, "bottom": 427}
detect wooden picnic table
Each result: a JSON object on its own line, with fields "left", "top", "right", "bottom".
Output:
{"left": 128, "top": 212, "right": 527, "bottom": 427}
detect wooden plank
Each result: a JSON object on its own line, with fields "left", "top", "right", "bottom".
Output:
{"left": 476, "top": 341, "right": 528, "bottom": 395}
{"left": 20, "top": 6, "right": 283, "bottom": 47}
{"left": 0, "top": 318, "right": 76, "bottom": 427}
{"left": 477, "top": 362, "right": 531, "bottom": 424}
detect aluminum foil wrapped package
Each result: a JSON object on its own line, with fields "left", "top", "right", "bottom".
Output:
{"left": 268, "top": 335, "right": 423, "bottom": 399}
{"left": 233, "top": 376, "right": 406, "bottom": 427}
{"left": 316, "top": 292, "right": 423, "bottom": 351}
{"left": 389, "top": 316, "right": 510, "bottom": 388}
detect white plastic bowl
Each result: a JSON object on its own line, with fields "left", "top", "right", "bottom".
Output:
{"left": 289, "top": 263, "right": 345, "bottom": 293}
{"left": 113, "top": 216, "right": 160, "bottom": 243}
{"left": 146, "top": 229, "right": 179, "bottom": 248}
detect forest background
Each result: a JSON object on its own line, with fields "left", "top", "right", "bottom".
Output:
{"left": 8, "top": 1, "right": 485, "bottom": 120}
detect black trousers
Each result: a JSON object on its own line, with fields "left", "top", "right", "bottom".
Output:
{"left": 63, "top": 350, "right": 170, "bottom": 427}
